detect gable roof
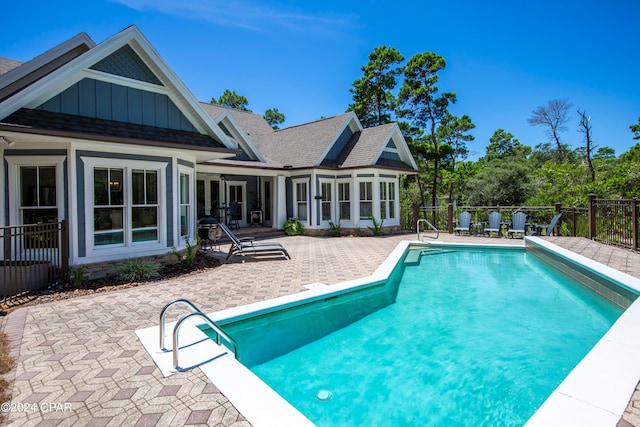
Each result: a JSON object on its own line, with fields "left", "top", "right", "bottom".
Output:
{"left": 0, "top": 26, "right": 237, "bottom": 156}
{"left": 0, "top": 58, "right": 24, "bottom": 76}
{"left": 254, "top": 113, "right": 354, "bottom": 168}
{"left": 0, "top": 32, "right": 95, "bottom": 103}
{"left": 199, "top": 103, "right": 267, "bottom": 161}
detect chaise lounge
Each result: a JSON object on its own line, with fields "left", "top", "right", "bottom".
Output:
{"left": 219, "top": 223, "right": 291, "bottom": 261}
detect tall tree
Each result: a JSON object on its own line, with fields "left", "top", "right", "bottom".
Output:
{"left": 631, "top": 117, "right": 640, "bottom": 140}
{"left": 348, "top": 45, "right": 404, "bottom": 128}
{"left": 211, "top": 89, "right": 251, "bottom": 111}
{"left": 484, "top": 129, "right": 530, "bottom": 161}
{"left": 263, "top": 108, "right": 285, "bottom": 130}
{"left": 437, "top": 113, "right": 475, "bottom": 202}
{"left": 527, "top": 98, "right": 572, "bottom": 161}
{"left": 577, "top": 110, "right": 596, "bottom": 182}
{"left": 397, "top": 52, "right": 456, "bottom": 211}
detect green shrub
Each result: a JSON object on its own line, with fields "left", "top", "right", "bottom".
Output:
{"left": 114, "top": 258, "right": 161, "bottom": 282}
{"left": 171, "top": 236, "right": 197, "bottom": 268}
{"left": 368, "top": 217, "right": 384, "bottom": 236}
{"left": 328, "top": 221, "right": 342, "bottom": 237}
{"left": 71, "top": 266, "right": 86, "bottom": 287}
{"left": 283, "top": 218, "right": 303, "bottom": 236}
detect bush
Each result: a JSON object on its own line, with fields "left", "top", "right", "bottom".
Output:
{"left": 328, "top": 221, "right": 342, "bottom": 237}
{"left": 283, "top": 218, "right": 303, "bottom": 236}
{"left": 114, "top": 258, "right": 161, "bottom": 282}
{"left": 171, "top": 236, "right": 197, "bottom": 268}
{"left": 368, "top": 217, "right": 384, "bottom": 236}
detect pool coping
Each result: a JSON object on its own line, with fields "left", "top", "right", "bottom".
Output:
{"left": 523, "top": 237, "right": 640, "bottom": 426}
{"left": 137, "top": 238, "right": 640, "bottom": 427}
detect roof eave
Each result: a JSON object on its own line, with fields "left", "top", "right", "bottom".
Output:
{"left": 0, "top": 123, "right": 239, "bottom": 156}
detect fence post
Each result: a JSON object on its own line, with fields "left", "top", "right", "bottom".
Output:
{"left": 412, "top": 204, "right": 419, "bottom": 232}
{"left": 633, "top": 197, "right": 638, "bottom": 251}
{"left": 554, "top": 203, "right": 562, "bottom": 236}
{"left": 61, "top": 220, "right": 69, "bottom": 276}
{"left": 571, "top": 208, "right": 577, "bottom": 237}
{"left": 588, "top": 194, "right": 597, "bottom": 240}
{"left": 447, "top": 203, "right": 454, "bottom": 234}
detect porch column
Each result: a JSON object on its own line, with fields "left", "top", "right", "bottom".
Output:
{"left": 275, "top": 175, "right": 287, "bottom": 229}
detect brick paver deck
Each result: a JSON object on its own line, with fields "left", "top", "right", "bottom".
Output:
{"left": 1, "top": 234, "right": 639, "bottom": 426}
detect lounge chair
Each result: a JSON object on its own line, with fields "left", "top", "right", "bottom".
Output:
{"left": 532, "top": 213, "right": 562, "bottom": 236}
{"left": 454, "top": 212, "right": 472, "bottom": 235}
{"left": 219, "top": 223, "right": 290, "bottom": 261}
{"left": 483, "top": 212, "right": 503, "bottom": 237}
{"left": 507, "top": 212, "right": 528, "bottom": 238}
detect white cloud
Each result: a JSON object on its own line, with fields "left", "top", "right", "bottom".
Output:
{"left": 110, "top": 0, "right": 356, "bottom": 33}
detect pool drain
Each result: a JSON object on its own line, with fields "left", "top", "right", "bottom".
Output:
{"left": 316, "top": 390, "right": 332, "bottom": 401}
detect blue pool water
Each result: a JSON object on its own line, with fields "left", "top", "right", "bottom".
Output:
{"left": 224, "top": 248, "right": 624, "bottom": 426}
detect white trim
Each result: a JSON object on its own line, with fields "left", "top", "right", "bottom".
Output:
{"left": 177, "top": 164, "right": 196, "bottom": 243}
{"left": 292, "top": 177, "right": 310, "bottom": 225}
{"left": 314, "top": 112, "right": 362, "bottom": 167}
{"left": 81, "top": 156, "right": 167, "bottom": 261}
{"left": 5, "top": 155, "right": 66, "bottom": 227}
{"left": 226, "top": 180, "right": 247, "bottom": 227}
{"left": 318, "top": 178, "right": 334, "bottom": 226}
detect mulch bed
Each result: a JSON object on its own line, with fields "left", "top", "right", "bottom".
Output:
{"left": 0, "top": 253, "right": 222, "bottom": 313}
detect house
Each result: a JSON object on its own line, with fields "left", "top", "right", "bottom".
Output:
{"left": 0, "top": 25, "right": 418, "bottom": 277}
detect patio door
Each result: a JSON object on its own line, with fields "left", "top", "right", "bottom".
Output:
{"left": 226, "top": 182, "right": 246, "bottom": 226}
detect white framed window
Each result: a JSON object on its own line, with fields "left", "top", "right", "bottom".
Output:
{"left": 379, "top": 179, "right": 397, "bottom": 221}
{"left": 359, "top": 181, "right": 373, "bottom": 220}
{"left": 319, "top": 180, "right": 333, "bottom": 223}
{"left": 179, "top": 172, "right": 191, "bottom": 237}
{"left": 6, "top": 156, "right": 65, "bottom": 227}
{"left": 337, "top": 181, "right": 351, "bottom": 222}
{"left": 83, "top": 157, "right": 166, "bottom": 254}
{"left": 293, "top": 178, "right": 309, "bottom": 222}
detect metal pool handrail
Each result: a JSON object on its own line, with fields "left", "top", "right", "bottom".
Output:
{"left": 172, "top": 311, "right": 238, "bottom": 369}
{"left": 159, "top": 298, "right": 201, "bottom": 351}
{"left": 417, "top": 219, "right": 439, "bottom": 240}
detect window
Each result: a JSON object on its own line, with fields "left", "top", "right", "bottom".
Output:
{"left": 19, "top": 166, "right": 58, "bottom": 224}
{"left": 91, "top": 163, "right": 162, "bottom": 248}
{"left": 179, "top": 173, "right": 190, "bottom": 237}
{"left": 380, "top": 180, "right": 396, "bottom": 220}
{"left": 295, "top": 180, "right": 308, "bottom": 222}
{"left": 94, "top": 167, "right": 125, "bottom": 246}
{"left": 131, "top": 169, "right": 158, "bottom": 243}
{"left": 359, "top": 181, "right": 373, "bottom": 220}
{"left": 338, "top": 182, "right": 350, "bottom": 221}
{"left": 321, "top": 182, "right": 333, "bottom": 221}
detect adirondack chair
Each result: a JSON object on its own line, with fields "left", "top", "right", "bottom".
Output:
{"left": 483, "top": 212, "right": 503, "bottom": 237}
{"left": 507, "top": 212, "right": 528, "bottom": 238}
{"left": 454, "top": 212, "right": 472, "bottom": 235}
{"left": 532, "top": 213, "right": 562, "bottom": 236}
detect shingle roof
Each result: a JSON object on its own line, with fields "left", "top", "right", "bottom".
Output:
{"left": 255, "top": 113, "right": 351, "bottom": 168}
{"left": 199, "top": 103, "right": 274, "bottom": 137}
{"left": 0, "top": 57, "right": 23, "bottom": 76}
{"left": 2, "top": 108, "right": 230, "bottom": 150}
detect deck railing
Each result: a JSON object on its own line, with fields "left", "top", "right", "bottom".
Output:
{"left": 1, "top": 220, "right": 69, "bottom": 302}
{"left": 402, "top": 196, "right": 639, "bottom": 251}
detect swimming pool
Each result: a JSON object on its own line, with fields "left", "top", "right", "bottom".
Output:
{"left": 213, "top": 245, "right": 626, "bottom": 426}
{"left": 140, "top": 238, "right": 640, "bottom": 426}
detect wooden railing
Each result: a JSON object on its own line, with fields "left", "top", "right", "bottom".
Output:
{"left": 1, "top": 220, "right": 69, "bottom": 302}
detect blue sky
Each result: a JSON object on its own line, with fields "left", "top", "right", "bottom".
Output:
{"left": 3, "top": 0, "right": 639, "bottom": 159}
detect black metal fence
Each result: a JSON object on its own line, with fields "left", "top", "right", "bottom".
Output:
{"left": 1, "top": 221, "right": 69, "bottom": 303}
{"left": 403, "top": 196, "right": 639, "bottom": 252}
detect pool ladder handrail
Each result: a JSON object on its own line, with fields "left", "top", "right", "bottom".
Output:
{"left": 159, "top": 298, "right": 238, "bottom": 369}
{"left": 417, "top": 219, "right": 439, "bottom": 240}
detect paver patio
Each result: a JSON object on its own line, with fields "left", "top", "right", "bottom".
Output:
{"left": 1, "top": 233, "right": 639, "bottom": 426}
